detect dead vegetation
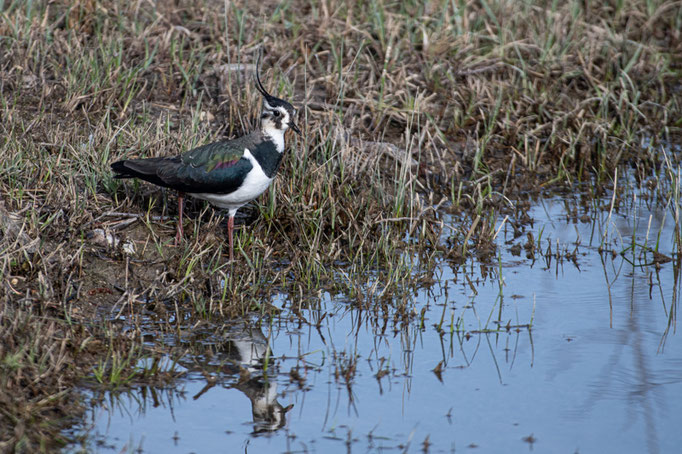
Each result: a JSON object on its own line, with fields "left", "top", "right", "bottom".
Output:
{"left": 0, "top": 0, "right": 680, "bottom": 451}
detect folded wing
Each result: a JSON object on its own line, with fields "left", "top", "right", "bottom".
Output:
{"left": 112, "top": 141, "right": 252, "bottom": 194}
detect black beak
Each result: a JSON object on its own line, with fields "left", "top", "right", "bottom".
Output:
{"left": 290, "top": 122, "right": 302, "bottom": 136}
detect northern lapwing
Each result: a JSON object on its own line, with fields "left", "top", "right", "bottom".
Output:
{"left": 111, "top": 57, "right": 300, "bottom": 261}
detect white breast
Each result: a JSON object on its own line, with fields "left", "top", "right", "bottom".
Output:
{"left": 190, "top": 148, "right": 273, "bottom": 212}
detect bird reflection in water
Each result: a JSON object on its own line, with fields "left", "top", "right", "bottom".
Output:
{"left": 189, "top": 320, "right": 294, "bottom": 434}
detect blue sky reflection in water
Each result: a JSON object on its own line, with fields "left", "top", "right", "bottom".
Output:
{"left": 72, "top": 192, "right": 682, "bottom": 453}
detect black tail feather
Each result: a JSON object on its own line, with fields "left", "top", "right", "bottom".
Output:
{"left": 111, "top": 157, "right": 185, "bottom": 190}
{"left": 111, "top": 160, "right": 136, "bottom": 179}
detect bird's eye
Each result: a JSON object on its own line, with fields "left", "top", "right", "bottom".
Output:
{"left": 272, "top": 110, "right": 280, "bottom": 117}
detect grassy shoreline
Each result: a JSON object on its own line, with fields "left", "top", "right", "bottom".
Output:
{"left": 0, "top": 0, "right": 680, "bottom": 450}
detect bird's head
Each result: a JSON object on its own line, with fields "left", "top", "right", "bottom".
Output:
{"left": 255, "top": 57, "right": 301, "bottom": 137}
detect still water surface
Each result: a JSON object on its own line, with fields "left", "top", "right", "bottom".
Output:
{"left": 71, "top": 191, "right": 682, "bottom": 453}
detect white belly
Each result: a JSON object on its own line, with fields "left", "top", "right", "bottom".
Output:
{"left": 190, "top": 149, "right": 273, "bottom": 212}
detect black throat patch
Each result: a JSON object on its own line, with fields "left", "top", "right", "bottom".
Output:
{"left": 250, "top": 138, "right": 285, "bottom": 178}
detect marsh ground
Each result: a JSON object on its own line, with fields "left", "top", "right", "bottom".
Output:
{"left": 0, "top": 0, "right": 680, "bottom": 452}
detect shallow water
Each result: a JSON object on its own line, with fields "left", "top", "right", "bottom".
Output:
{"left": 69, "top": 190, "right": 682, "bottom": 453}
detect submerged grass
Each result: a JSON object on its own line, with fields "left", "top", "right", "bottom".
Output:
{"left": 0, "top": 0, "right": 680, "bottom": 450}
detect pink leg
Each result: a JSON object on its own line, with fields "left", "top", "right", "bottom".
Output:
{"left": 175, "top": 192, "right": 185, "bottom": 246}
{"left": 227, "top": 214, "right": 234, "bottom": 261}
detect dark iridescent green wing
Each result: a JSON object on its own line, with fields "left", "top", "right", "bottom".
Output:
{"left": 181, "top": 141, "right": 244, "bottom": 172}
{"left": 112, "top": 132, "right": 267, "bottom": 194}
{"left": 147, "top": 139, "right": 252, "bottom": 194}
